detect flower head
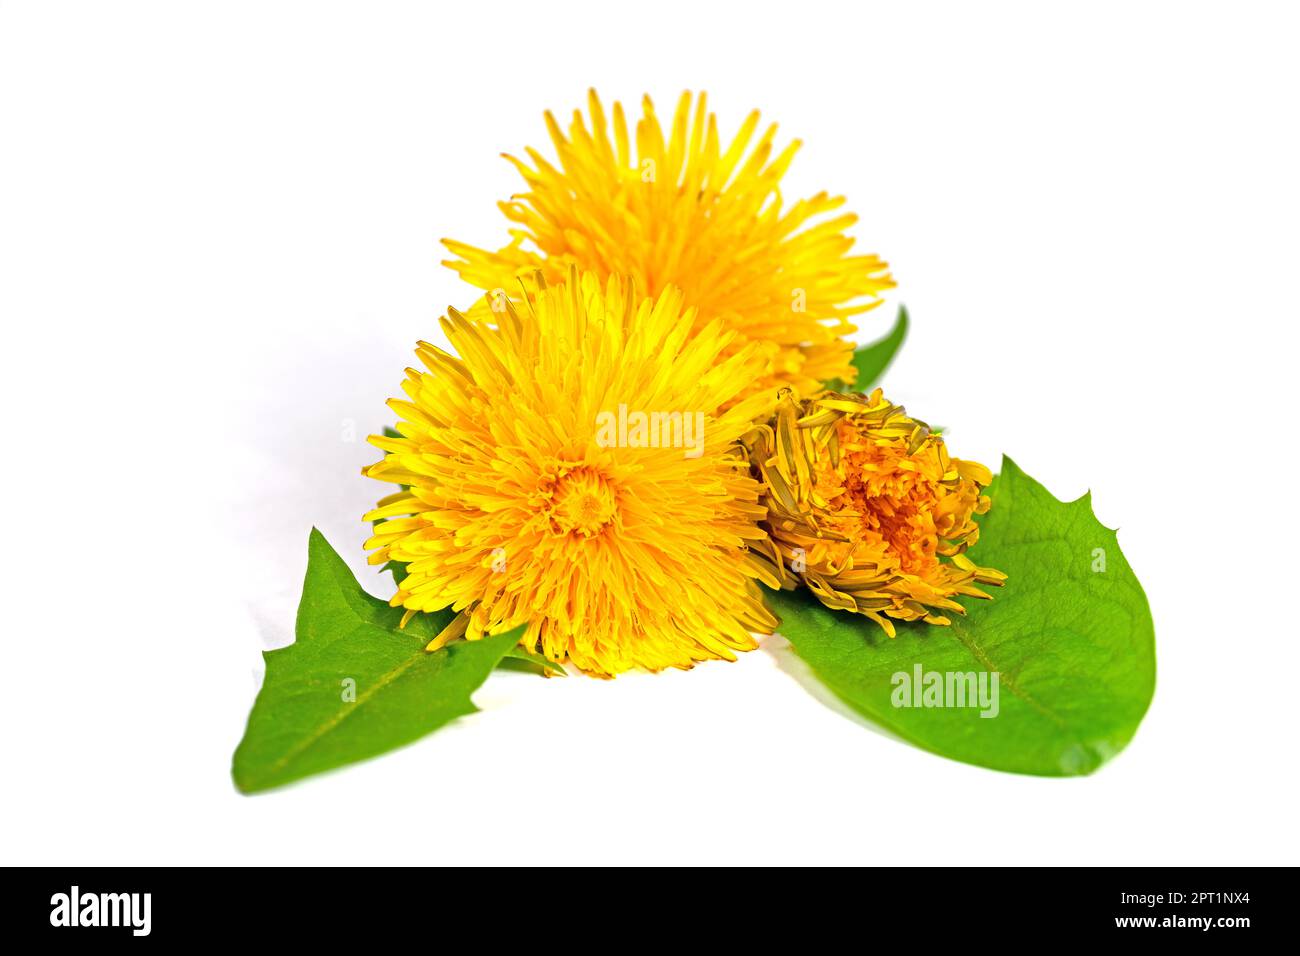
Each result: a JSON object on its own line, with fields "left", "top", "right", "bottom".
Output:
{"left": 363, "top": 269, "right": 779, "bottom": 677}
{"left": 744, "top": 389, "right": 1006, "bottom": 635}
{"left": 443, "top": 90, "right": 894, "bottom": 401}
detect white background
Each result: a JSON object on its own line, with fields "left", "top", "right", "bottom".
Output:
{"left": 2, "top": 1, "right": 1297, "bottom": 865}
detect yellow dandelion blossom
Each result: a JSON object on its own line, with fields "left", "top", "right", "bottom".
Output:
{"left": 442, "top": 90, "right": 894, "bottom": 400}
{"left": 744, "top": 388, "right": 1006, "bottom": 636}
{"left": 362, "top": 268, "right": 780, "bottom": 677}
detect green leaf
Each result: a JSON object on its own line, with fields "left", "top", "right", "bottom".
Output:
{"left": 499, "top": 646, "right": 568, "bottom": 676}
{"left": 832, "top": 304, "right": 908, "bottom": 392}
{"left": 232, "top": 529, "right": 522, "bottom": 794}
{"left": 768, "top": 456, "right": 1155, "bottom": 776}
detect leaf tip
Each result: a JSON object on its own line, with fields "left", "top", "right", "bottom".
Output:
{"left": 230, "top": 751, "right": 265, "bottom": 795}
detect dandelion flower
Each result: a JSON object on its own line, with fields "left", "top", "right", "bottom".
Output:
{"left": 744, "top": 388, "right": 1006, "bottom": 636}
{"left": 443, "top": 90, "right": 894, "bottom": 401}
{"left": 362, "top": 269, "right": 779, "bottom": 677}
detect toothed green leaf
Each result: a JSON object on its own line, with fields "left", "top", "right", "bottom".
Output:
{"left": 232, "top": 530, "right": 521, "bottom": 793}
{"left": 770, "top": 457, "right": 1155, "bottom": 776}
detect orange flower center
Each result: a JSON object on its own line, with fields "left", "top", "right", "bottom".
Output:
{"left": 546, "top": 467, "right": 618, "bottom": 537}
{"left": 825, "top": 423, "right": 947, "bottom": 578}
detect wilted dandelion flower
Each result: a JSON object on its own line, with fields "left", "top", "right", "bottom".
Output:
{"left": 443, "top": 90, "right": 894, "bottom": 400}
{"left": 744, "top": 389, "right": 1006, "bottom": 636}
{"left": 362, "top": 269, "right": 779, "bottom": 677}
